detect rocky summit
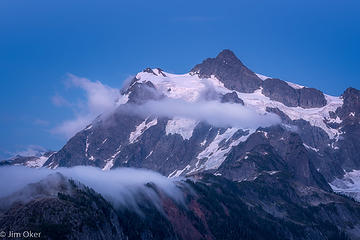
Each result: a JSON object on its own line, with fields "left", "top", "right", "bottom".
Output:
{"left": 2, "top": 50, "right": 360, "bottom": 239}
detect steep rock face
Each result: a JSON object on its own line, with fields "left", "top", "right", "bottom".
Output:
{"left": 337, "top": 88, "right": 360, "bottom": 118}
{"left": 126, "top": 80, "right": 163, "bottom": 104}
{"left": 298, "top": 87, "right": 328, "bottom": 108}
{"left": 111, "top": 118, "right": 207, "bottom": 175}
{"left": 262, "top": 78, "right": 327, "bottom": 108}
{"left": 280, "top": 133, "right": 330, "bottom": 190}
{"left": 189, "top": 174, "right": 360, "bottom": 240}
{"left": 218, "top": 127, "right": 331, "bottom": 191}
{"left": 333, "top": 88, "right": 360, "bottom": 170}
{"left": 262, "top": 78, "right": 299, "bottom": 107}
{"left": 265, "top": 107, "right": 345, "bottom": 181}
{"left": 217, "top": 137, "right": 288, "bottom": 182}
{"left": 220, "top": 91, "right": 244, "bottom": 105}
{"left": 191, "top": 49, "right": 262, "bottom": 93}
{"left": 45, "top": 107, "right": 145, "bottom": 169}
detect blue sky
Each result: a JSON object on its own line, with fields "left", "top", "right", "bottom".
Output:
{"left": 1, "top": 0, "right": 360, "bottom": 158}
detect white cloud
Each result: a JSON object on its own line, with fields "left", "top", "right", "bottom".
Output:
{"left": 130, "top": 98, "right": 281, "bottom": 130}
{"left": 68, "top": 74, "right": 120, "bottom": 114}
{"left": 0, "top": 166, "right": 184, "bottom": 212}
{"left": 52, "top": 74, "right": 121, "bottom": 138}
{"left": 51, "top": 74, "right": 281, "bottom": 138}
{"left": 52, "top": 115, "right": 93, "bottom": 138}
{"left": 51, "top": 94, "right": 71, "bottom": 107}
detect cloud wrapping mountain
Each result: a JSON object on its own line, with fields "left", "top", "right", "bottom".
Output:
{"left": 130, "top": 98, "right": 281, "bottom": 129}
{"left": 0, "top": 166, "right": 184, "bottom": 211}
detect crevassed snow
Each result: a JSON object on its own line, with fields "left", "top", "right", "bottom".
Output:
{"left": 136, "top": 70, "right": 229, "bottom": 102}
{"left": 129, "top": 118, "right": 158, "bottom": 143}
{"left": 330, "top": 170, "right": 360, "bottom": 201}
{"left": 165, "top": 118, "right": 198, "bottom": 140}
{"left": 236, "top": 89, "right": 343, "bottom": 138}
{"left": 194, "top": 128, "right": 253, "bottom": 171}
{"left": 326, "top": 116, "right": 342, "bottom": 124}
{"left": 136, "top": 71, "right": 203, "bottom": 101}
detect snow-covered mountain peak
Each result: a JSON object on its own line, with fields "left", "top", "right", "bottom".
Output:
{"left": 129, "top": 64, "right": 344, "bottom": 140}
{"left": 135, "top": 69, "right": 229, "bottom": 102}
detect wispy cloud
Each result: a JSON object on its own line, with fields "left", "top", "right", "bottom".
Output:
{"left": 34, "top": 118, "right": 49, "bottom": 126}
{"left": 51, "top": 94, "right": 71, "bottom": 107}
{"left": 51, "top": 74, "right": 121, "bottom": 138}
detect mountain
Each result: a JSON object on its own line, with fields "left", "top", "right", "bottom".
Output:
{"left": 22, "top": 49, "right": 355, "bottom": 198}
{"left": 3, "top": 49, "right": 360, "bottom": 239}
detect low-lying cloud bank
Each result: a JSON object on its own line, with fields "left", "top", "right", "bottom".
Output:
{"left": 130, "top": 98, "right": 281, "bottom": 129}
{"left": 0, "top": 166, "right": 184, "bottom": 211}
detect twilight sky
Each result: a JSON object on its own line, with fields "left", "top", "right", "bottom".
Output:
{"left": 1, "top": 0, "right": 360, "bottom": 158}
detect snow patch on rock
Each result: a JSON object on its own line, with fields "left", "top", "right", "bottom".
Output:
{"left": 103, "top": 159, "right": 114, "bottom": 171}
{"left": 255, "top": 73, "right": 270, "bottom": 80}
{"left": 25, "top": 155, "right": 51, "bottom": 168}
{"left": 129, "top": 118, "right": 158, "bottom": 143}
{"left": 286, "top": 81, "right": 304, "bottom": 89}
{"left": 168, "top": 165, "right": 191, "bottom": 178}
{"left": 195, "top": 128, "right": 253, "bottom": 171}
{"left": 303, "top": 143, "right": 320, "bottom": 152}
